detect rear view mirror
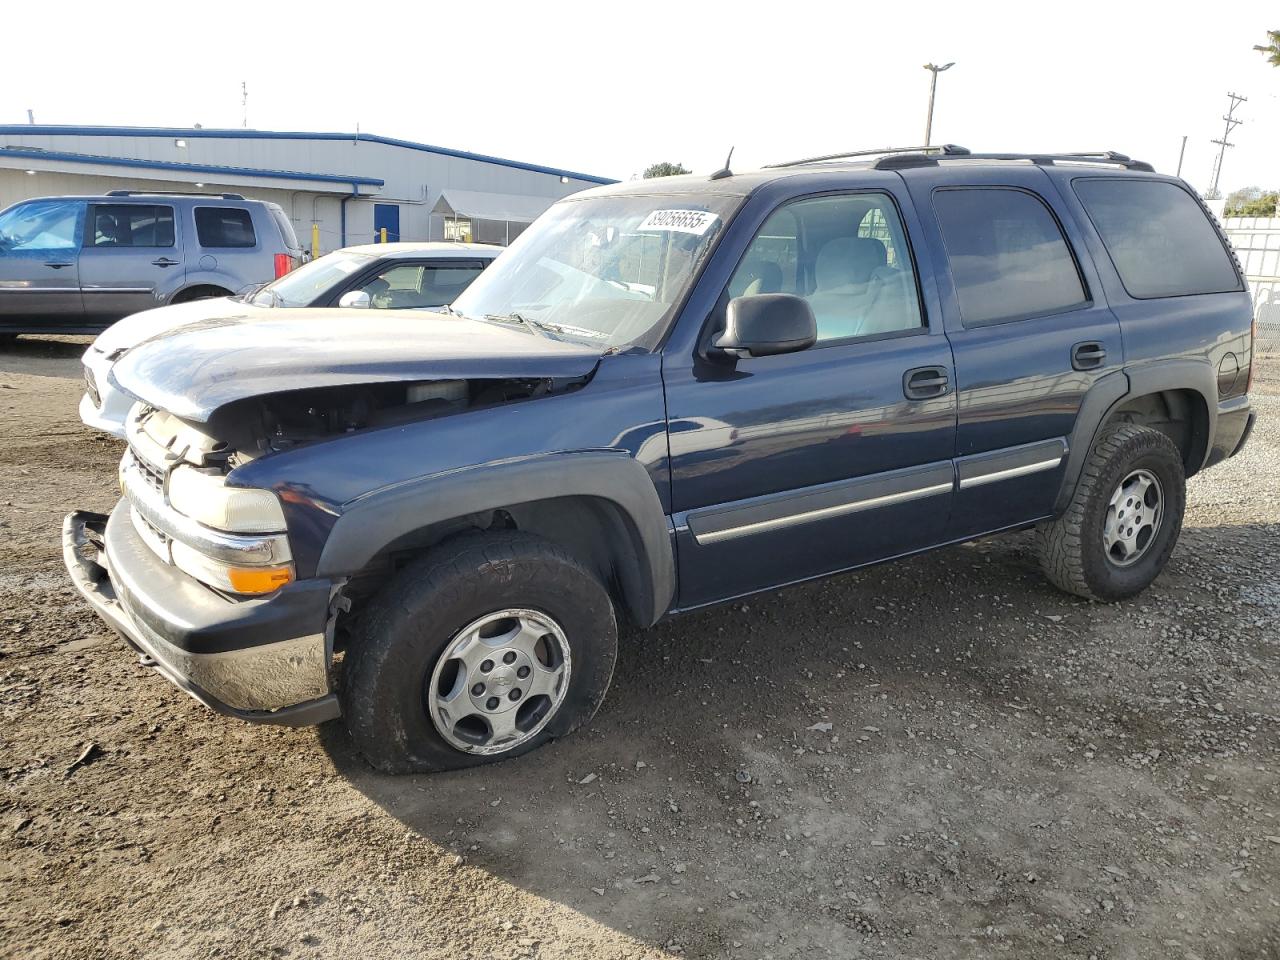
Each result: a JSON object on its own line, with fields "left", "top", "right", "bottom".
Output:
{"left": 714, "top": 293, "right": 817, "bottom": 359}
{"left": 338, "top": 290, "right": 372, "bottom": 309}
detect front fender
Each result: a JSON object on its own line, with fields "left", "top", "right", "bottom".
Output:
{"left": 316, "top": 450, "right": 675, "bottom": 626}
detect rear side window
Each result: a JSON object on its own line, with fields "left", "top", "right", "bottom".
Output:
{"left": 194, "top": 207, "right": 257, "bottom": 248}
{"left": 90, "top": 204, "right": 175, "bottom": 247}
{"left": 933, "top": 187, "right": 1087, "bottom": 326}
{"left": 1073, "top": 179, "right": 1241, "bottom": 299}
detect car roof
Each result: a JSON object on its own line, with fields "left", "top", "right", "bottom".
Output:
{"left": 337, "top": 241, "right": 502, "bottom": 260}
{"left": 568, "top": 151, "right": 1169, "bottom": 202}
{"left": 16, "top": 193, "right": 270, "bottom": 205}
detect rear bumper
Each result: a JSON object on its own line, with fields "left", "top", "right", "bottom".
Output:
{"left": 1206, "top": 395, "right": 1255, "bottom": 468}
{"left": 62, "top": 506, "right": 340, "bottom": 726}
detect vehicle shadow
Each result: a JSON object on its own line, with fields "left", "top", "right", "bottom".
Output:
{"left": 318, "top": 520, "right": 1278, "bottom": 958}
{"left": 0, "top": 334, "right": 92, "bottom": 379}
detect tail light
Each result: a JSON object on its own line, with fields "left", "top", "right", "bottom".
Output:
{"left": 273, "top": 253, "right": 296, "bottom": 278}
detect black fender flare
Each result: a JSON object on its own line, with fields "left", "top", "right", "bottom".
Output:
{"left": 316, "top": 451, "right": 675, "bottom": 627}
{"left": 1054, "top": 359, "right": 1217, "bottom": 512}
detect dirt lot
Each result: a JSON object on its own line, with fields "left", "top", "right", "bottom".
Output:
{"left": 0, "top": 337, "right": 1277, "bottom": 960}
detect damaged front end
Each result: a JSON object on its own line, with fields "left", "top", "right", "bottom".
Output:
{"left": 62, "top": 311, "right": 605, "bottom": 724}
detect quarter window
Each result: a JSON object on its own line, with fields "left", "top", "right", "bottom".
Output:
{"left": 90, "top": 205, "right": 175, "bottom": 247}
{"left": 933, "top": 188, "right": 1087, "bottom": 326}
{"left": 1073, "top": 179, "right": 1241, "bottom": 299}
{"left": 726, "top": 193, "right": 924, "bottom": 343}
{"left": 194, "top": 207, "right": 257, "bottom": 248}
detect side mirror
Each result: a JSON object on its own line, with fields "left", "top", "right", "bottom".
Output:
{"left": 714, "top": 293, "right": 816, "bottom": 359}
{"left": 338, "top": 290, "right": 372, "bottom": 309}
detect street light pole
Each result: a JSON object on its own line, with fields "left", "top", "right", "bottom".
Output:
{"left": 923, "top": 62, "right": 955, "bottom": 146}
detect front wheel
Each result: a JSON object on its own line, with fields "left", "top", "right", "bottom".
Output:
{"left": 1036, "top": 423, "right": 1186, "bottom": 602}
{"left": 341, "top": 532, "right": 618, "bottom": 773}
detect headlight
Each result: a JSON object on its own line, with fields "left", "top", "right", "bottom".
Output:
{"left": 167, "top": 466, "right": 287, "bottom": 533}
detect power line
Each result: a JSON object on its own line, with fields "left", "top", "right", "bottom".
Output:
{"left": 1208, "top": 92, "right": 1246, "bottom": 198}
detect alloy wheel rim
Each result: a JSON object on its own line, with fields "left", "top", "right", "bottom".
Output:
{"left": 427, "top": 608, "right": 572, "bottom": 755}
{"left": 1103, "top": 468, "right": 1163, "bottom": 567}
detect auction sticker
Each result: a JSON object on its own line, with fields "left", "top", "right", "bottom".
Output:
{"left": 637, "top": 209, "right": 719, "bottom": 235}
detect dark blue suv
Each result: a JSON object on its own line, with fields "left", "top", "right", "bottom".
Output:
{"left": 63, "top": 147, "right": 1257, "bottom": 773}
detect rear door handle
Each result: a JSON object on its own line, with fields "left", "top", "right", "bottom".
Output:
{"left": 1072, "top": 341, "right": 1107, "bottom": 370}
{"left": 151, "top": 257, "right": 180, "bottom": 267}
{"left": 903, "top": 366, "right": 950, "bottom": 400}
{"left": 43, "top": 261, "right": 73, "bottom": 269}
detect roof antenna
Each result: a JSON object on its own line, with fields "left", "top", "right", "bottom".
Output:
{"left": 709, "top": 146, "right": 735, "bottom": 181}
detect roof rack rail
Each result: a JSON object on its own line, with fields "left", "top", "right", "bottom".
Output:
{"left": 104, "top": 189, "right": 246, "bottom": 199}
{"left": 874, "top": 150, "right": 1154, "bottom": 172}
{"left": 765, "top": 144, "right": 971, "bottom": 168}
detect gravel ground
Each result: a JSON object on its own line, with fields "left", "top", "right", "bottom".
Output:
{"left": 0, "top": 337, "right": 1277, "bottom": 960}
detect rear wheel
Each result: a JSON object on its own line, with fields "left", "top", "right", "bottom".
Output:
{"left": 341, "top": 532, "right": 618, "bottom": 773}
{"left": 171, "top": 285, "right": 231, "bottom": 304}
{"left": 1036, "top": 423, "right": 1186, "bottom": 601}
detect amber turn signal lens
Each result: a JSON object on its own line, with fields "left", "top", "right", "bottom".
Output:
{"left": 225, "top": 564, "right": 294, "bottom": 595}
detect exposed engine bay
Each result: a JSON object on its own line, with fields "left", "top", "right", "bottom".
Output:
{"left": 180, "top": 376, "right": 586, "bottom": 467}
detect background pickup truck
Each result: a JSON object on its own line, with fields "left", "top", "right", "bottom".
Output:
{"left": 64, "top": 146, "right": 1255, "bottom": 774}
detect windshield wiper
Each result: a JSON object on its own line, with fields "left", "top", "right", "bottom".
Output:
{"left": 483, "top": 312, "right": 555, "bottom": 340}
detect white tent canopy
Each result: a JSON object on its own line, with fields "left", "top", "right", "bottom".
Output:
{"left": 431, "top": 188, "right": 556, "bottom": 224}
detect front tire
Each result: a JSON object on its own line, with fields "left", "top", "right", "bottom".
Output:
{"left": 341, "top": 532, "right": 618, "bottom": 773}
{"left": 1036, "top": 424, "right": 1186, "bottom": 601}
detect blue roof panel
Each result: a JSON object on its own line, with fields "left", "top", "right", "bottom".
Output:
{"left": 0, "top": 125, "right": 616, "bottom": 185}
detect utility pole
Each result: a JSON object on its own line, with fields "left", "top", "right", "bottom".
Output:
{"left": 1176, "top": 135, "right": 1187, "bottom": 178}
{"left": 923, "top": 62, "right": 955, "bottom": 147}
{"left": 1208, "top": 92, "right": 1246, "bottom": 198}
{"left": 26, "top": 109, "right": 34, "bottom": 125}
{"left": 241, "top": 81, "right": 248, "bottom": 129}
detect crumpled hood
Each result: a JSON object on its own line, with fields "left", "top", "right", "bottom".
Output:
{"left": 90, "top": 297, "right": 267, "bottom": 356}
{"left": 108, "top": 310, "right": 604, "bottom": 422}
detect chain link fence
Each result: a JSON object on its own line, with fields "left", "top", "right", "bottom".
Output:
{"left": 1222, "top": 216, "right": 1280, "bottom": 356}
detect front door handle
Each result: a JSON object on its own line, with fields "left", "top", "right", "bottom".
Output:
{"left": 1072, "top": 341, "right": 1107, "bottom": 370}
{"left": 151, "top": 257, "right": 180, "bottom": 267}
{"left": 903, "top": 366, "right": 950, "bottom": 400}
{"left": 43, "top": 261, "right": 74, "bottom": 269}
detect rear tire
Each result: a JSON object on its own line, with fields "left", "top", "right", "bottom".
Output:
{"left": 341, "top": 531, "right": 618, "bottom": 774}
{"left": 1036, "top": 423, "right": 1185, "bottom": 601}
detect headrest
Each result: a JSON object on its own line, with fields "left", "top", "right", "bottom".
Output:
{"left": 815, "top": 236, "right": 888, "bottom": 289}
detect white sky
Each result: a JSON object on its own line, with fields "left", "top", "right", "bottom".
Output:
{"left": 3, "top": 0, "right": 1278, "bottom": 195}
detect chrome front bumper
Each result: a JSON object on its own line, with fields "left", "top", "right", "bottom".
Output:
{"left": 62, "top": 506, "right": 340, "bottom": 726}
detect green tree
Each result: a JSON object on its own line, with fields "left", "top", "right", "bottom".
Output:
{"left": 643, "top": 161, "right": 691, "bottom": 179}
{"left": 1225, "top": 186, "right": 1264, "bottom": 213}
{"left": 1226, "top": 189, "right": 1279, "bottom": 217}
{"left": 1254, "top": 30, "right": 1280, "bottom": 66}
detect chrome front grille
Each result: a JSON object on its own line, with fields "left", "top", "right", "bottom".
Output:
{"left": 125, "top": 449, "right": 165, "bottom": 496}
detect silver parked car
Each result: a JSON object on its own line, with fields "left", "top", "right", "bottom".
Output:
{"left": 80, "top": 241, "right": 500, "bottom": 436}
{"left": 0, "top": 191, "right": 303, "bottom": 337}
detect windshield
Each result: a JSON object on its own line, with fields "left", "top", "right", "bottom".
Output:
{"left": 249, "top": 251, "right": 374, "bottom": 307}
{"left": 450, "top": 193, "right": 739, "bottom": 349}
